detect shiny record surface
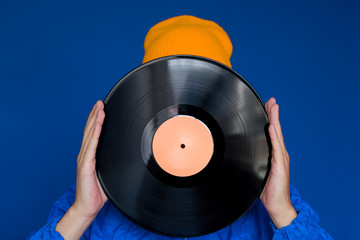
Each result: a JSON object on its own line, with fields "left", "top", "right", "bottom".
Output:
{"left": 96, "top": 56, "right": 270, "bottom": 237}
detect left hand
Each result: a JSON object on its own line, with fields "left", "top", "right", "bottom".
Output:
{"left": 260, "top": 98, "right": 297, "bottom": 229}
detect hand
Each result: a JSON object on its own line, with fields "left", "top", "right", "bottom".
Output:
{"left": 73, "top": 100, "right": 107, "bottom": 218}
{"left": 260, "top": 98, "right": 297, "bottom": 229}
{"left": 56, "top": 101, "right": 107, "bottom": 239}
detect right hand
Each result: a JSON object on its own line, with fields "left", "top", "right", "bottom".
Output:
{"left": 56, "top": 101, "right": 107, "bottom": 239}
{"left": 73, "top": 100, "right": 108, "bottom": 218}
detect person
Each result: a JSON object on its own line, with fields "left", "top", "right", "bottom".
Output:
{"left": 27, "top": 15, "right": 333, "bottom": 240}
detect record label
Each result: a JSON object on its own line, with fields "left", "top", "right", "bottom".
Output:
{"left": 152, "top": 115, "right": 214, "bottom": 177}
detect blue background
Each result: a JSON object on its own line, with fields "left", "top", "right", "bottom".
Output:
{"left": 1, "top": 0, "right": 359, "bottom": 239}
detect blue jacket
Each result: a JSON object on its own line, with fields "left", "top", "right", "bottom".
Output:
{"left": 27, "top": 184, "right": 332, "bottom": 239}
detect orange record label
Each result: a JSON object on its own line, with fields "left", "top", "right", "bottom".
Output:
{"left": 152, "top": 115, "right": 214, "bottom": 177}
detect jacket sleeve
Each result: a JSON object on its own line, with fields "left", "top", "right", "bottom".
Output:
{"left": 272, "top": 185, "right": 333, "bottom": 240}
{"left": 26, "top": 184, "right": 77, "bottom": 240}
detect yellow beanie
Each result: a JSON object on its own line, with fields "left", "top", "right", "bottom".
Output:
{"left": 142, "top": 15, "right": 233, "bottom": 68}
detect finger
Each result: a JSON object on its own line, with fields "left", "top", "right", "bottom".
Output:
{"left": 268, "top": 124, "right": 284, "bottom": 164}
{"left": 82, "top": 108, "right": 105, "bottom": 162}
{"left": 270, "top": 123, "right": 290, "bottom": 173}
{"left": 270, "top": 105, "right": 289, "bottom": 162}
{"left": 82, "top": 101, "right": 104, "bottom": 145}
{"left": 83, "top": 116, "right": 104, "bottom": 169}
{"left": 269, "top": 104, "right": 285, "bottom": 149}
{"left": 78, "top": 107, "right": 101, "bottom": 162}
{"left": 79, "top": 101, "right": 104, "bottom": 162}
{"left": 78, "top": 110, "right": 104, "bottom": 168}
{"left": 266, "top": 98, "right": 276, "bottom": 120}
{"left": 81, "top": 102, "right": 98, "bottom": 145}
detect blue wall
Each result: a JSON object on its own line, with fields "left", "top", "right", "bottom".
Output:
{"left": 1, "top": 1, "right": 359, "bottom": 239}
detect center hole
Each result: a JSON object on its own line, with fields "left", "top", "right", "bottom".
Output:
{"left": 180, "top": 144, "right": 185, "bottom": 149}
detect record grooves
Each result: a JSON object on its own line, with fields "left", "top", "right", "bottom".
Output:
{"left": 96, "top": 56, "right": 270, "bottom": 237}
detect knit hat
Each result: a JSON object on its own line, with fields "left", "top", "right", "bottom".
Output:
{"left": 142, "top": 15, "right": 233, "bottom": 68}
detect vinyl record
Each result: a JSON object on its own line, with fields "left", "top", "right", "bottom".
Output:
{"left": 96, "top": 55, "right": 270, "bottom": 237}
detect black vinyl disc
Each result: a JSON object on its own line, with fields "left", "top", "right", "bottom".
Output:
{"left": 96, "top": 56, "right": 270, "bottom": 238}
